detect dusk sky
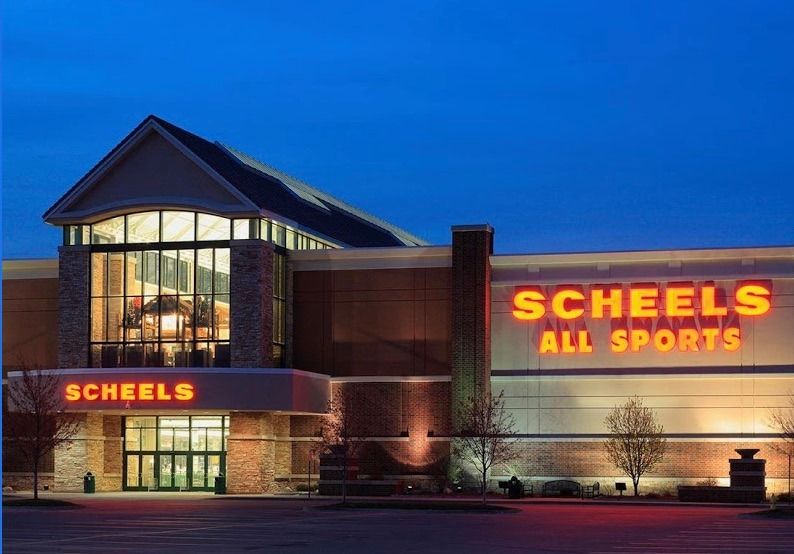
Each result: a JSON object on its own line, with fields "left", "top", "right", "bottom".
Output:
{"left": 3, "top": 1, "right": 793, "bottom": 258}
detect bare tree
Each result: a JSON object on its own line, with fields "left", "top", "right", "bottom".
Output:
{"left": 769, "top": 393, "right": 794, "bottom": 503}
{"left": 454, "top": 390, "right": 518, "bottom": 504}
{"left": 604, "top": 396, "right": 667, "bottom": 497}
{"left": 4, "top": 367, "right": 80, "bottom": 499}
{"left": 321, "top": 389, "right": 366, "bottom": 504}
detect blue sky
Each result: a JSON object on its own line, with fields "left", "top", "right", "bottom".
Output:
{"left": 3, "top": 1, "right": 793, "bottom": 258}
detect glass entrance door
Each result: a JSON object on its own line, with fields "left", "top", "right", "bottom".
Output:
{"left": 126, "top": 454, "right": 156, "bottom": 490}
{"left": 190, "top": 454, "right": 224, "bottom": 490}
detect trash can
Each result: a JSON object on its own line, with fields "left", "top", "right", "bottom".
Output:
{"left": 83, "top": 472, "right": 95, "bottom": 494}
{"left": 507, "top": 476, "right": 523, "bottom": 499}
{"left": 214, "top": 474, "right": 226, "bottom": 495}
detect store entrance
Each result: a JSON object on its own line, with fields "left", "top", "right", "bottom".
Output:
{"left": 123, "top": 415, "right": 228, "bottom": 491}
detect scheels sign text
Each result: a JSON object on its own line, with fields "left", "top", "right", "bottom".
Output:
{"left": 511, "top": 282, "right": 771, "bottom": 354}
{"left": 65, "top": 382, "right": 195, "bottom": 401}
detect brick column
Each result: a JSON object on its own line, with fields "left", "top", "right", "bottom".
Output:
{"left": 451, "top": 224, "right": 494, "bottom": 428}
{"left": 58, "top": 245, "right": 90, "bottom": 368}
{"left": 274, "top": 415, "right": 292, "bottom": 484}
{"left": 226, "top": 412, "right": 276, "bottom": 493}
{"left": 230, "top": 240, "right": 274, "bottom": 368}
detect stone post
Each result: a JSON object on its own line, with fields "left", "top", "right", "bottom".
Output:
{"left": 226, "top": 412, "right": 276, "bottom": 493}
{"left": 58, "top": 245, "right": 91, "bottom": 368}
{"left": 230, "top": 240, "right": 274, "bottom": 368}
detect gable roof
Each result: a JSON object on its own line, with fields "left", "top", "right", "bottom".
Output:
{"left": 45, "top": 115, "right": 426, "bottom": 248}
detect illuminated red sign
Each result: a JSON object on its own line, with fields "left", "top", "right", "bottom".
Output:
{"left": 65, "top": 383, "right": 195, "bottom": 401}
{"left": 511, "top": 282, "right": 771, "bottom": 354}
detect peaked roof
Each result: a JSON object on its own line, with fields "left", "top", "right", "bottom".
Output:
{"left": 45, "top": 115, "right": 427, "bottom": 248}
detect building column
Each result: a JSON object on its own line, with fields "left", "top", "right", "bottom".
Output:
{"left": 226, "top": 412, "right": 275, "bottom": 493}
{"left": 58, "top": 245, "right": 90, "bottom": 368}
{"left": 274, "top": 415, "right": 292, "bottom": 487}
{"left": 54, "top": 413, "right": 122, "bottom": 492}
{"left": 450, "top": 224, "right": 494, "bottom": 428}
{"left": 230, "top": 240, "right": 274, "bottom": 368}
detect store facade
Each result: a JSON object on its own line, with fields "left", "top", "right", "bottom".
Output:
{"left": 3, "top": 115, "right": 793, "bottom": 494}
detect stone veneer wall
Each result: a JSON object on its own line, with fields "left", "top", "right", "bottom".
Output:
{"left": 230, "top": 240, "right": 274, "bottom": 368}
{"left": 451, "top": 225, "right": 493, "bottom": 427}
{"left": 497, "top": 441, "right": 791, "bottom": 495}
{"left": 54, "top": 413, "right": 122, "bottom": 491}
{"left": 58, "top": 245, "right": 91, "bottom": 368}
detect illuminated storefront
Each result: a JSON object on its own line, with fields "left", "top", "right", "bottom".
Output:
{"left": 3, "top": 115, "right": 793, "bottom": 494}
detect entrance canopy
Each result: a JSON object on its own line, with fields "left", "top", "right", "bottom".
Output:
{"left": 6, "top": 367, "right": 329, "bottom": 414}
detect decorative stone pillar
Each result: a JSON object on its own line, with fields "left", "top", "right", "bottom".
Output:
{"left": 230, "top": 240, "right": 274, "bottom": 368}
{"left": 450, "top": 224, "right": 494, "bottom": 429}
{"left": 274, "top": 415, "right": 292, "bottom": 487}
{"left": 58, "top": 245, "right": 91, "bottom": 368}
{"left": 226, "top": 412, "right": 276, "bottom": 493}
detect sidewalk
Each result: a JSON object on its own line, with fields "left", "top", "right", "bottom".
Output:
{"left": 4, "top": 489, "right": 772, "bottom": 509}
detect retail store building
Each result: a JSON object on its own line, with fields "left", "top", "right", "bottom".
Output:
{"left": 4, "top": 116, "right": 793, "bottom": 494}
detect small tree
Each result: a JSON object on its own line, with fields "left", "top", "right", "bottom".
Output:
{"left": 769, "top": 394, "right": 794, "bottom": 503}
{"left": 604, "top": 396, "right": 666, "bottom": 497}
{"left": 321, "top": 389, "right": 365, "bottom": 504}
{"left": 5, "top": 367, "right": 80, "bottom": 499}
{"left": 454, "top": 390, "right": 518, "bottom": 504}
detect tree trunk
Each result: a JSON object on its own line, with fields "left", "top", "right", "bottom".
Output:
{"left": 632, "top": 478, "right": 639, "bottom": 497}
{"left": 33, "top": 460, "right": 39, "bottom": 500}
{"left": 482, "top": 471, "right": 487, "bottom": 505}
{"left": 342, "top": 454, "right": 347, "bottom": 505}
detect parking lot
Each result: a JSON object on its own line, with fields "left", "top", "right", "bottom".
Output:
{"left": 4, "top": 494, "right": 794, "bottom": 553}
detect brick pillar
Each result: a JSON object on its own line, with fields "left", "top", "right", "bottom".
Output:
{"left": 58, "top": 245, "right": 90, "bottom": 368}
{"left": 54, "top": 413, "right": 122, "bottom": 491}
{"left": 274, "top": 415, "right": 292, "bottom": 486}
{"left": 451, "top": 224, "right": 493, "bottom": 428}
{"left": 226, "top": 412, "right": 276, "bottom": 493}
{"left": 230, "top": 240, "right": 274, "bottom": 368}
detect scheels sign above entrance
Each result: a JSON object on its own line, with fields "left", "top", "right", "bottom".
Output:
{"left": 65, "top": 382, "right": 195, "bottom": 402}
{"left": 511, "top": 282, "right": 771, "bottom": 354}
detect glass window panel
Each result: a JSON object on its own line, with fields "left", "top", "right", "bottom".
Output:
{"left": 125, "top": 344, "right": 143, "bottom": 367}
{"left": 161, "top": 251, "right": 177, "bottom": 293}
{"left": 178, "top": 297, "right": 194, "bottom": 341}
{"left": 160, "top": 417, "right": 190, "bottom": 428}
{"left": 142, "top": 296, "right": 159, "bottom": 340}
{"left": 273, "top": 224, "right": 286, "bottom": 247}
{"left": 143, "top": 251, "right": 159, "bottom": 295}
{"left": 192, "top": 416, "right": 223, "bottom": 428}
{"left": 260, "top": 219, "right": 270, "bottom": 242}
{"left": 144, "top": 343, "right": 162, "bottom": 367}
{"left": 91, "top": 298, "right": 107, "bottom": 342}
{"left": 125, "top": 296, "right": 142, "bottom": 341}
{"left": 196, "top": 213, "right": 230, "bottom": 241}
{"left": 91, "top": 253, "right": 108, "bottom": 296}
{"left": 207, "top": 428, "right": 223, "bottom": 451}
{"left": 174, "top": 429, "right": 190, "bottom": 451}
{"left": 106, "top": 297, "right": 124, "bottom": 341}
{"left": 125, "top": 252, "right": 143, "bottom": 296}
{"left": 162, "top": 211, "right": 195, "bottom": 242}
{"left": 98, "top": 344, "right": 122, "bottom": 368}
{"left": 178, "top": 250, "right": 194, "bottom": 294}
{"left": 195, "top": 295, "right": 212, "bottom": 339}
{"left": 159, "top": 295, "right": 178, "bottom": 339}
{"left": 214, "top": 295, "right": 230, "bottom": 340}
{"left": 196, "top": 249, "right": 213, "bottom": 293}
{"left": 233, "top": 219, "right": 250, "bottom": 239}
{"left": 92, "top": 216, "right": 125, "bottom": 244}
{"left": 108, "top": 252, "right": 125, "bottom": 296}
{"left": 159, "top": 428, "right": 174, "bottom": 451}
{"left": 213, "top": 342, "right": 231, "bottom": 368}
{"left": 214, "top": 248, "right": 230, "bottom": 293}
{"left": 126, "top": 416, "right": 156, "bottom": 428}
{"left": 193, "top": 342, "right": 210, "bottom": 368}
{"left": 141, "top": 428, "right": 156, "bottom": 451}
{"left": 125, "top": 428, "right": 141, "bottom": 451}
{"left": 126, "top": 212, "right": 160, "bottom": 243}
{"left": 191, "top": 428, "right": 207, "bottom": 451}
{"left": 159, "top": 456, "right": 172, "bottom": 487}
{"left": 285, "top": 229, "right": 295, "bottom": 250}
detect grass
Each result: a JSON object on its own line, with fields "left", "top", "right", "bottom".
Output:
{"left": 3, "top": 498, "right": 81, "bottom": 508}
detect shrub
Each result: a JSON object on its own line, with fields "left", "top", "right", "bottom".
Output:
{"left": 696, "top": 477, "right": 719, "bottom": 487}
